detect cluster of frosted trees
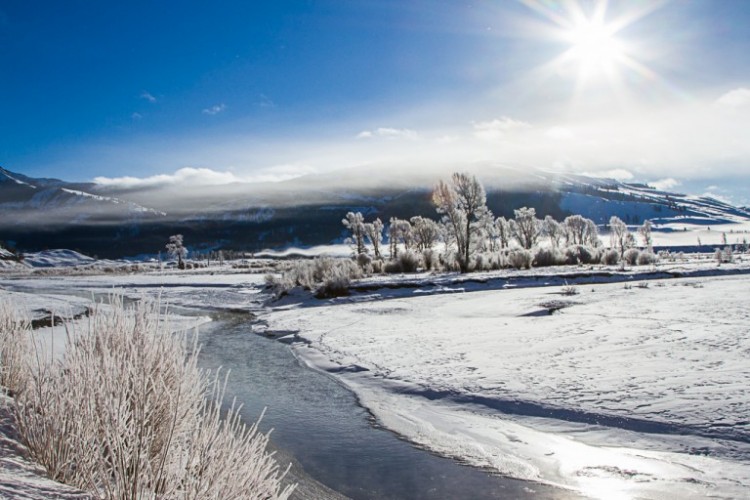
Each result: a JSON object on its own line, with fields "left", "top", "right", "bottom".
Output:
{"left": 343, "top": 172, "right": 657, "bottom": 274}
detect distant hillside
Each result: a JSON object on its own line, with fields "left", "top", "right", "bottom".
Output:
{"left": 1, "top": 164, "right": 748, "bottom": 258}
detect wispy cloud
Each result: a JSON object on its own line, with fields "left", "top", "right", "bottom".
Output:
{"left": 140, "top": 91, "right": 157, "bottom": 103}
{"left": 716, "top": 88, "right": 750, "bottom": 107}
{"left": 131, "top": 112, "right": 143, "bottom": 121}
{"left": 357, "top": 127, "right": 418, "bottom": 140}
{"left": 256, "top": 94, "right": 275, "bottom": 108}
{"left": 472, "top": 117, "right": 531, "bottom": 141}
{"left": 202, "top": 103, "right": 226, "bottom": 115}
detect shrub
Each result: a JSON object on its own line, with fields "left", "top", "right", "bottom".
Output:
{"left": 0, "top": 301, "right": 31, "bottom": 395}
{"left": 600, "top": 249, "right": 620, "bottom": 265}
{"left": 533, "top": 247, "right": 565, "bottom": 267}
{"left": 422, "top": 249, "right": 437, "bottom": 271}
{"left": 356, "top": 252, "right": 372, "bottom": 271}
{"left": 563, "top": 245, "right": 600, "bottom": 265}
{"left": 383, "top": 250, "right": 421, "bottom": 274}
{"left": 623, "top": 248, "right": 641, "bottom": 265}
{"left": 637, "top": 251, "right": 658, "bottom": 266}
{"left": 508, "top": 248, "right": 532, "bottom": 269}
{"left": 438, "top": 251, "right": 462, "bottom": 272}
{"left": 267, "top": 258, "right": 363, "bottom": 297}
{"left": 4, "top": 297, "right": 294, "bottom": 499}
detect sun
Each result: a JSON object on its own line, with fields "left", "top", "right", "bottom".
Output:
{"left": 564, "top": 18, "right": 625, "bottom": 80}
{"left": 521, "top": 0, "right": 664, "bottom": 98}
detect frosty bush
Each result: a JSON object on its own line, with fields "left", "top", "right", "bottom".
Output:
{"left": 623, "top": 248, "right": 641, "bottom": 266}
{"left": 422, "top": 249, "right": 437, "bottom": 271}
{"left": 600, "top": 249, "right": 620, "bottom": 265}
{"left": 507, "top": 248, "right": 532, "bottom": 269}
{"left": 533, "top": 247, "right": 566, "bottom": 267}
{"left": 563, "top": 245, "right": 600, "bottom": 265}
{"left": 266, "top": 257, "right": 364, "bottom": 297}
{"left": 383, "top": 250, "right": 422, "bottom": 274}
{"left": 3, "top": 297, "right": 294, "bottom": 499}
{"left": 637, "top": 251, "right": 658, "bottom": 266}
{"left": 0, "top": 301, "right": 30, "bottom": 396}
{"left": 356, "top": 252, "right": 373, "bottom": 273}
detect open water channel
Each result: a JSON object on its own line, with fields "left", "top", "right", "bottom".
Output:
{"left": 197, "top": 314, "right": 579, "bottom": 499}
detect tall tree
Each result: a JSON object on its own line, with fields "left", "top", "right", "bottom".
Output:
{"left": 342, "top": 212, "right": 366, "bottom": 255}
{"left": 432, "top": 172, "right": 488, "bottom": 271}
{"left": 363, "top": 218, "right": 384, "bottom": 259}
{"left": 166, "top": 234, "right": 187, "bottom": 270}
{"left": 609, "top": 216, "right": 635, "bottom": 258}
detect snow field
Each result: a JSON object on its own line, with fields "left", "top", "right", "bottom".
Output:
{"left": 267, "top": 274, "right": 750, "bottom": 498}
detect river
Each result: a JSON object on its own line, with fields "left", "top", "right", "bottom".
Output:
{"left": 197, "top": 314, "right": 579, "bottom": 499}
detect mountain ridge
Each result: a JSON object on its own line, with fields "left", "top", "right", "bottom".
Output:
{"left": 1, "top": 165, "right": 748, "bottom": 258}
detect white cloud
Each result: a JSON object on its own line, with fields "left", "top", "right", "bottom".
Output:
{"left": 472, "top": 117, "right": 531, "bottom": 141}
{"left": 716, "top": 88, "right": 750, "bottom": 107}
{"left": 140, "top": 91, "right": 157, "bottom": 103}
{"left": 94, "top": 166, "right": 315, "bottom": 189}
{"left": 202, "top": 103, "right": 226, "bottom": 115}
{"left": 545, "top": 126, "right": 574, "bottom": 140}
{"left": 582, "top": 169, "right": 634, "bottom": 181}
{"left": 131, "top": 112, "right": 143, "bottom": 120}
{"left": 649, "top": 178, "right": 680, "bottom": 191}
{"left": 357, "top": 127, "right": 418, "bottom": 140}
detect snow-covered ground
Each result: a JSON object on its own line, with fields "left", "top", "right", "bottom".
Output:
{"left": 261, "top": 270, "right": 750, "bottom": 499}
{"left": 2, "top": 257, "right": 750, "bottom": 499}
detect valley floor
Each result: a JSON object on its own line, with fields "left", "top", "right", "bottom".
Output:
{"left": 2, "top": 259, "right": 750, "bottom": 499}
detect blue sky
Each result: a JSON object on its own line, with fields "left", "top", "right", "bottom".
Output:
{"left": 2, "top": 1, "right": 750, "bottom": 203}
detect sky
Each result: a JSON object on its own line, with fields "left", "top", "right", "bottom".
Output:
{"left": 1, "top": 0, "right": 750, "bottom": 204}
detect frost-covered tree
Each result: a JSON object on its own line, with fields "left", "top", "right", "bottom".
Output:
{"left": 639, "top": 220, "right": 653, "bottom": 252}
{"left": 432, "top": 172, "right": 488, "bottom": 271}
{"left": 342, "top": 212, "right": 366, "bottom": 255}
{"left": 363, "top": 218, "right": 384, "bottom": 259}
{"left": 609, "top": 216, "right": 635, "bottom": 258}
{"left": 388, "top": 217, "right": 413, "bottom": 259}
{"left": 166, "top": 234, "right": 187, "bottom": 270}
{"left": 495, "top": 216, "right": 511, "bottom": 249}
{"left": 543, "top": 216, "right": 565, "bottom": 248}
{"left": 475, "top": 210, "right": 496, "bottom": 252}
{"left": 563, "top": 214, "right": 600, "bottom": 247}
{"left": 410, "top": 216, "right": 441, "bottom": 251}
{"left": 512, "top": 207, "right": 542, "bottom": 250}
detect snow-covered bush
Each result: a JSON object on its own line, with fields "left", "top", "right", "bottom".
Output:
{"left": 438, "top": 250, "right": 462, "bottom": 272}
{"left": 473, "top": 252, "right": 504, "bottom": 271}
{"left": 600, "top": 249, "right": 620, "bottom": 265}
{"left": 0, "top": 301, "right": 30, "bottom": 395}
{"left": 715, "top": 246, "right": 733, "bottom": 264}
{"left": 637, "top": 251, "right": 658, "bottom": 266}
{"left": 266, "top": 258, "right": 363, "bottom": 297}
{"left": 5, "top": 297, "right": 294, "bottom": 499}
{"left": 623, "top": 248, "right": 641, "bottom": 265}
{"left": 533, "top": 247, "right": 566, "bottom": 267}
{"left": 357, "top": 252, "right": 373, "bottom": 273}
{"left": 563, "top": 245, "right": 600, "bottom": 265}
{"left": 507, "top": 248, "right": 532, "bottom": 269}
{"left": 422, "top": 249, "right": 437, "bottom": 271}
{"left": 384, "top": 250, "right": 421, "bottom": 274}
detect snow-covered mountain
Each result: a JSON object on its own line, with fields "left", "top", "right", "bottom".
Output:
{"left": 1, "top": 165, "right": 748, "bottom": 258}
{"left": 0, "top": 166, "right": 165, "bottom": 224}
